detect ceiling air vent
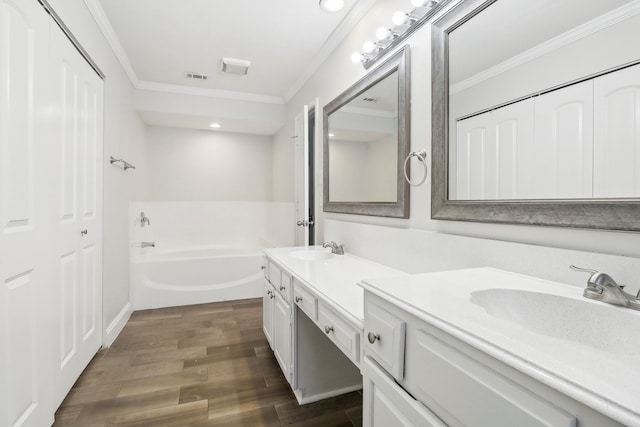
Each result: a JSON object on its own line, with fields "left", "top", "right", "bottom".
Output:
{"left": 185, "top": 71, "right": 208, "bottom": 80}
{"left": 221, "top": 57, "right": 251, "bottom": 75}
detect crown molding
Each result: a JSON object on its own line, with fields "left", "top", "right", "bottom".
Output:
{"left": 451, "top": 0, "right": 640, "bottom": 94}
{"left": 283, "top": 0, "right": 378, "bottom": 102}
{"left": 136, "top": 81, "right": 285, "bottom": 105}
{"left": 83, "top": 0, "right": 139, "bottom": 85}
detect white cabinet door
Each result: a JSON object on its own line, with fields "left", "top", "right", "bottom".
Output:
{"left": 363, "top": 357, "right": 446, "bottom": 427}
{"left": 0, "top": 1, "right": 54, "bottom": 425}
{"left": 49, "top": 20, "right": 104, "bottom": 408}
{"left": 273, "top": 292, "right": 292, "bottom": 383}
{"left": 533, "top": 80, "right": 594, "bottom": 199}
{"left": 263, "top": 280, "right": 275, "bottom": 348}
{"left": 593, "top": 63, "right": 640, "bottom": 197}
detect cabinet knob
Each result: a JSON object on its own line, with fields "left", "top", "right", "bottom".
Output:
{"left": 367, "top": 332, "right": 380, "bottom": 344}
{"left": 324, "top": 325, "right": 334, "bottom": 334}
{"left": 280, "top": 286, "right": 285, "bottom": 291}
{"left": 80, "top": 229, "right": 88, "bottom": 236}
{"left": 270, "top": 294, "right": 275, "bottom": 299}
{"left": 266, "top": 290, "right": 272, "bottom": 296}
{"left": 261, "top": 265, "right": 266, "bottom": 270}
{"left": 295, "top": 296, "right": 302, "bottom": 303}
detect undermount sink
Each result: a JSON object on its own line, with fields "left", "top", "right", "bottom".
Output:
{"left": 470, "top": 288, "right": 640, "bottom": 356}
{"left": 289, "top": 248, "right": 333, "bottom": 261}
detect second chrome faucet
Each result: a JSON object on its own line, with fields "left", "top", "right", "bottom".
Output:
{"left": 570, "top": 265, "right": 640, "bottom": 311}
{"left": 322, "top": 241, "right": 344, "bottom": 255}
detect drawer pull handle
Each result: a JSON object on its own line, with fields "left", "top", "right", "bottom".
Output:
{"left": 324, "top": 325, "right": 334, "bottom": 334}
{"left": 367, "top": 332, "right": 380, "bottom": 344}
{"left": 295, "top": 296, "right": 303, "bottom": 303}
{"left": 280, "top": 286, "right": 286, "bottom": 291}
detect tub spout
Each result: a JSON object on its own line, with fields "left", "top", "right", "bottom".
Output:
{"left": 133, "top": 241, "right": 155, "bottom": 248}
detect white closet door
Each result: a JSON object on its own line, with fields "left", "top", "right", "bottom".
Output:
{"left": 455, "top": 113, "right": 489, "bottom": 200}
{"left": 0, "top": 1, "right": 54, "bottom": 426}
{"left": 533, "top": 81, "right": 594, "bottom": 199}
{"left": 454, "top": 99, "right": 534, "bottom": 200}
{"left": 593, "top": 63, "right": 640, "bottom": 198}
{"left": 49, "top": 20, "right": 104, "bottom": 407}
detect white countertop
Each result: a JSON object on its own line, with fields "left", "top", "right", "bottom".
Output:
{"left": 264, "top": 246, "right": 406, "bottom": 328}
{"left": 360, "top": 267, "right": 640, "bottom": 427}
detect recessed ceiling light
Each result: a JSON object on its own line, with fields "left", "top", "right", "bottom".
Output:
{"left": 319, "top": 0, "right": 345, "bottom": 12}
{"left": 209, "top": 122, "right": 221, "bottom": 128}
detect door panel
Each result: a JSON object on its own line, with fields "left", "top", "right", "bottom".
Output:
{"left": 294, "top": 105, "right": 309, "bottom": 246}
{"left": 0, "top": 0, "right": 53, "bottom": 426}
{"left": 50, "top": 18, "right": 104, "bottom": 407}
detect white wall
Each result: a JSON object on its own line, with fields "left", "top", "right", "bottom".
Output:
{"left": 47, "top": 0, "right": 149, "bottom": 345}
{"left": 146, "top": 126, "right": 273, "bottom": 201}
{"left": 279, "top": 0, "right": 640, "bottom": 260}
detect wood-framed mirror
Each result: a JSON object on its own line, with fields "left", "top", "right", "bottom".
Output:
{"left": 431, "top": 0, "right": 640, "bottom": 231}
{"left": 323, "top": 46, "right": 411, "bottom": 218}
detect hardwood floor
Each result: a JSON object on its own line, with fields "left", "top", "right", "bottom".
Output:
{"left": 53, "top": 298, "right": 363, "bottom": 426}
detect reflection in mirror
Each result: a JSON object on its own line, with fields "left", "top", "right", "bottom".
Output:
{"left": 448, "top": 0, "right": 639, "bottom": 201}
{"left": 328, "top": 71, "right": 398, "bottom": 203}
{"left": 431, "top": 0, "right": 640, "bottom": 230}
{"left": 324, "top": 46, "right": 410, "bottom": 218}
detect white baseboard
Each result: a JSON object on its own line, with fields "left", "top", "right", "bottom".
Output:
{"left": 294, "top": 384, "right": 363, "bottom": 405}
{"left": 103, "top": 302, "right": 132, "bottom": 347}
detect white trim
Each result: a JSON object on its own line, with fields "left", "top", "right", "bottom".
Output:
{"left": 451, "top": 1, "right": 640, "bottom": 94}
{"left": 103, "top": 302, "right": 132, "bottom": 347}
{"left": 283, "top": 0, "right": 378, "bottom": 102}
{"left": 294, "top": 384, "right": 363, "bottom": 405}
{"left": 83, "top": 0, "right": 138, "bottom": 85}
{"left": 136, "top": 80, "right": 285, "bottom": 105}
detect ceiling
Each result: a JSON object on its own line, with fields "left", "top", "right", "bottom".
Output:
{"left": 90, "top": 0, "right": 376, "bottom": 134}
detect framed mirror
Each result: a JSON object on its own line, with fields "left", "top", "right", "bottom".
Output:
{"left": 323, "top": 46, "right": 410, "bottom": 218}
{"left": 432, "top": 0, "right": 640, "bottom": 231}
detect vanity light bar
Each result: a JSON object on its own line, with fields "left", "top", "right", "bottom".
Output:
{"left": 352, "top": 0, "right": 448, "bottom": 69}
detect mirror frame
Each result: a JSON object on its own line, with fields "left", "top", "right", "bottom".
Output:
{"left": 431, "top": 0, "right": 640, "bottom": 232}
{"left": 323, "top": 46, "right": 411, "bottom": 218}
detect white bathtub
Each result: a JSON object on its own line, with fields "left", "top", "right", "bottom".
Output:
{"left": 131, "top": 247, "right": 264, "bottom": 310}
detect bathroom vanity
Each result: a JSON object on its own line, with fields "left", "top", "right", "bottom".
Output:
{"left": 262, "top": 246, "right": 404, "bottom": 404}
{"left": 262, "top": 248, "right": 639, "bottom": 426}
{"left": 361, "top": 268, "right": 639, "bottom": 427}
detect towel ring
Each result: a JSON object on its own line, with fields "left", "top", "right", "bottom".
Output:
{"left": 403, "top": 149, "right": 428, "bottom": 186}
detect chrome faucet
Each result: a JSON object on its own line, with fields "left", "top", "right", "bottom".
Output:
{"left": 140, "top": 212, "right": 150, "bottom": 227}
{"left": 322, "top": 241, "right": 344, "bottom": 255}
{"left": 133, "top": 241, "right": 155, "bottom": 248}
{"left": 570, "top": 265, "right": 640, "bottom": 310}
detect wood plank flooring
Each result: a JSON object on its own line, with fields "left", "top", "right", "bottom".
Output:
{"left": 53, "top": 298, "right": 363, "bottom": 426}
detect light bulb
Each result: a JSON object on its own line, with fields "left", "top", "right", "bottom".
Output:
{"left": 351, "top": 52, "right": 363, "bottom": 63}
{"left": 209, "top": 122, "right": 221, "bottom": 128}
{"left": 319, "top": 0, "right": 345, "bottom": 12}
{"left": 411, "top": 0, "right": 426, "bottom": 6}
{"left": 376, "top": 27, "right": 390, "bottom": 40}
{"left": 392, "top": 11, "right": 408, "bottom": 26}
{"left": 362, "top": 41, "right": 375, "bottom": 53}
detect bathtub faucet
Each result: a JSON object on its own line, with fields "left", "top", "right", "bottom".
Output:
{"left": 322, "top": 241, "right": 344, "bottom": 255}
{"left": 140, "top": 212, "right": 150, "bottom": 227}
{"left": 133, "top": 241, "right": 155, "bottom": 248}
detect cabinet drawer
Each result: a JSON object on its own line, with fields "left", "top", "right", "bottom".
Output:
{"left": 318, "top": 302, "right": 360, "bottom": 364}
{"left": 293, "top": 280, "right": 317, "bottom": 320}
{"left": 405, "top": 326, "right": 576, "bottom": 427}
{"left": 268, "top": 262, "right": 281, "bottom": 289}
{"left": 364, "top": 298, "right": 405, "bottom": 381}
{"left": 277, "top": 270, "right": 292, "bottom": 303}
{"left": 363, "top": 356, "right": 446, "bottom": 427}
